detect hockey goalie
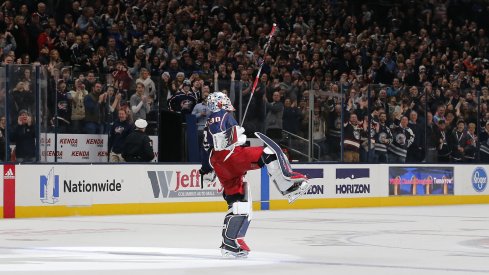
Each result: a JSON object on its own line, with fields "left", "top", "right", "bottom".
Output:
{"left": 199, "top": 92, "right": 310, "bottom": 258}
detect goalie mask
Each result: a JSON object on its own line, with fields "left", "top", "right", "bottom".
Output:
{"left": 207, "top": 92, "right": 235, "bottom": 112}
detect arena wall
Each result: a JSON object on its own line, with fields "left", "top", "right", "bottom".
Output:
{"left": 2, "top": 163, "right": 489, "bottom": 218}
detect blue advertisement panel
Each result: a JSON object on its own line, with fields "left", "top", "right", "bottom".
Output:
{"left": 388, "top": 167, "right": 454, "bottom": 196}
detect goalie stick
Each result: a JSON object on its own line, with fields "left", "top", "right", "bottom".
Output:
{"left": 240, "top": 23, "right": 277, "bottom": 127}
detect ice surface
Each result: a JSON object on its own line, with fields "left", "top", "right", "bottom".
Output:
{"left": 0, "top": 204, "right": 488, "bottom": 275}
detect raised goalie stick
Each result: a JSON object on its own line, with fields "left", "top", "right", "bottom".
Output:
{"left": 240, "top": 23, "right": 277, "bottom": 127}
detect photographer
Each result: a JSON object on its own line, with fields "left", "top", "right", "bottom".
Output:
{"left": 11, "top": 110, "right": 36, "bottom": 162}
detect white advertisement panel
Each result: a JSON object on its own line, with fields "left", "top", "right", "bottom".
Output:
{"left": 15, "top": 164, "right": 260, "bottom": 207}
{"left": 268, "top": 164, "right": 388, "bottom": 200}
{"left": 454, "top": 165, "right": 489, "bottom": 195}
{"left": 40, "top": 133, "right": 159, "bottom": 162}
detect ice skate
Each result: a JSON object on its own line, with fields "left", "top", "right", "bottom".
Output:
{"left": 284, "top": 179, "right": 310, "bottom": 204}
{"left": 273, "top": 170, "right": 310, "bottom": 203}
{"left": 220, "top": 238, "right": 250, "bottom": 258}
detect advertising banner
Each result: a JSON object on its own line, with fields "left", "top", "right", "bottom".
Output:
{"left": 15, "top": 164, "right": 260, "bottom": 207}
{"left": 388, "top": 166, "right": 454, "bottom": 196}
{"left": 268, "top": 164, "right": 387, "bottom": 200}
{"left": 40, "top": 134, "right": 159, "bottom": 162}
{"left": 454, "top": 165, "right": 489, "bottom": 195}
{"left": 3, "top": 164, "right": 14, "bottom": 218}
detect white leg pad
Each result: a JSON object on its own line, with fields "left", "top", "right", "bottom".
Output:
{"left": 232, "top": 201, "right": 252, "bottom": 215}
{"left": 231, "top": 182, "right": 252, "bottom": 220}
{"left": 266, "top": 159, "right": 295, "bottom": 194}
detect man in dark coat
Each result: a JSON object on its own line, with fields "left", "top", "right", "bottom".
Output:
{"left": 122, "top": 119, "right": 154, "bottom": 162}
{"left": 11, "top": 109, "right": 36, "bottom": 162}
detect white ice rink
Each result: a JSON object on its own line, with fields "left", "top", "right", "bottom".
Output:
{"left": 0, "top": 204, "right": 488, "bottom": 275}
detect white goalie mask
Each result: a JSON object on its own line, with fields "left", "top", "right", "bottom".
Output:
{"left": 207, "top": 92, "right": 235, "bottom": 112}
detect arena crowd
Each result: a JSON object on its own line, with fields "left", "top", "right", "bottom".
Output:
{"left": 0, "top": 0, "right": 488, "bottom": 163}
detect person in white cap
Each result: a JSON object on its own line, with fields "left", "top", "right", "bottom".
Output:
{"left": 122, "top": 119, "right": 154, "bottom": 162}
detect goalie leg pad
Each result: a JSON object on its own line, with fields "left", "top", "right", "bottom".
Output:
{"left": 261, "top": 152, "right": 306, "bottom": 195}
{"left": 221, "top": 190, "right": 252, "bottom": 257}
{"left": 259, "top": 150, "right": 310, "bottom": 202}
{"left": 221, "top": 213, "right": 251, "bottom": 257}
{"left": 265, "top": 159, "right": 293, "bottom": 194}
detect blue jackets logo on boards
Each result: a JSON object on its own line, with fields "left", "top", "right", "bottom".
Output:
{"left": 472, "top": 167, "right": 487, "bottom": 192}
{"left": 40, "top": 167, "right": 60, "bottom": 204}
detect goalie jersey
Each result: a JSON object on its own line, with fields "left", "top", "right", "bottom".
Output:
{"left": 200, "top": 109, "right": 238, "bottom": 173}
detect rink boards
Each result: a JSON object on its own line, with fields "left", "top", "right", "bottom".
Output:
{"left": 1, "top": 163, "right": 489, "bottom": 218}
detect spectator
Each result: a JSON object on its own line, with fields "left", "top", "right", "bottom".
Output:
{"left": 103, "top": 85, "right": 123, "bottom": 128}
{"left": 109, "top": 109, "right": 131, "bottom": 162}
{"left": 388, "top": 116, "right": 414, "bottom": 163}
{"left": 83, "top": 82, "right": 104, "bottom": 134}
{"left": 464, "top": 122, "right": 478, "bottom": 162}
{"left": 450, "top": 119, "right": 468, "bottom": 162}
{"left": 52, "top": 79, "right": 71, "bottom": 133}
{"left": 192, "top": 89, "right": 210, "bottom": 159}
{"left": 11, "top": 15, "right": 30, "bottom": 59}
{"left": 386, "top": 78, "right": 404, "bottom": 97}
{"left": 374, "top": 111, "right": 392, "bottom": 163}
{"left": 435, "top": 119, "right": 451, "bottom": 163}
{"left": 122, "top": 119, "right": 154, "bottom": 162}
{"left": 326, "top": 103, "right": 342, "bottom": 161}
{"left": 406, "top": 110, "right": 425, "bottom": 162}
{"left": 76, "top": 6, "right": 99, "bottom": 33}
{"left": 46, "top": 49, "right": 63, "bottom": 76}
{"left": 360, "top": 115, "right": 377, "bottom": 163}
{"left": 235, "top": 73, "right": 266, "bottom": 136}
{"left": 60, "top": 67, "right": 74, "bottom": 90}
{"left": 33, "top": 2, "right": 49, "bottom": 27}
{"left": 169, "top": 71, "right": 185, "bottom": 96}
{"left": 433, "top": 105, "right": 446, "bottom": 125}
{"left": 425, "top": 112, "right": 438, "bottom": 163}
{"left": 279, "top": 71, "right": 299, "bottom": 102}
{"left": 311, "top": 107, "right": 328, "bottom": 160}
{"left": 0, "top": 30, "right": 16, "bottom": 54}
{"left": 343, "top": 113, "right": 362, "bottom": 163}
{"left": 135, "top": 68, "right": 156, "bottom": 105}
{"left": 112, "top": 61, "right": 133, "bottom": 92}
{"left": 12, "top": 81, "right": 34, "bottom": 114}
{"left": 479, "top": 122, "right": 489, "bottom": 162}
{"left": 265, "top": 91, "right": 284, "bottom": 141}
{"left": 130, "top": 82, "right": 150, "bottom": 120}
{"left": 190, "top": 76, "right": 203, "bottom": 103}
{"left": 68, "top": 78, "right": 88, "bottom": 134}
{"left": 282, "top": 98, "right": 302, "bottom": 135}
{"left": 11, "top": 109, "right": 35, "bottom": 162}
{"left": 168, "top": 79, "right": 197, "bottom": 114}
{"left": 71, "top": 33, "right": 94, "bottom": 73}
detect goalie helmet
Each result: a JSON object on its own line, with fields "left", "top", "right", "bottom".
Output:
{"left": 207, "top": 92, "right": 235, "bottom": 112}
